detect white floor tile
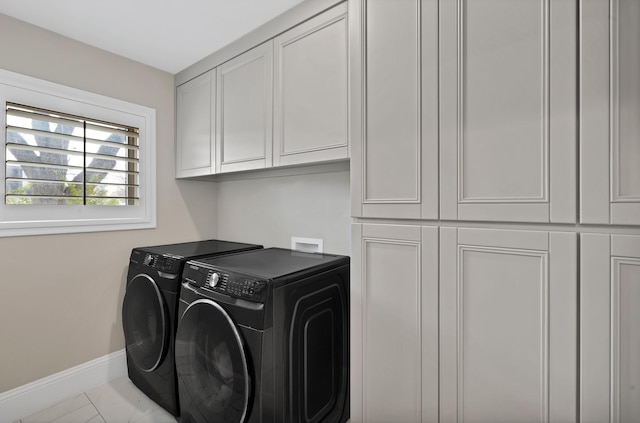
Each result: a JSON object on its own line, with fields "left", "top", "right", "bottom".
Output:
{"left": 15, "top": 378, "right": 177, "bottom": 423}
{"left": 21, "top": 394, "right": 92, "bottom": 423}
{"left": 86, "top": 414, "right": 106, "bottom": 423}
{"left": 85, "top": 378, "right": 159, "bottom": 423}
{"left": 132, "top": 408, "right": 177, "bottom": 423}
{"left": 49, "top": 404, "right": 100, "bottom": 423}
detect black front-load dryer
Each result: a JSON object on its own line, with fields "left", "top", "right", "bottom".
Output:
{"left": 175, "top": 248, "right": 350, "bottom": 423}
{"left": 122, "top": 240, "right": 262, "bottom": 417}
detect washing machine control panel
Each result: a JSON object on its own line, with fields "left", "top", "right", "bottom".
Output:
{"left": 209, "top": 272, "right": 267, "bottom": 302}
{"left": 183, "top": 263, "right": 267, "bottom": 302}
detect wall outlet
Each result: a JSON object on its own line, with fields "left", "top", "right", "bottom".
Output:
{"left": 291, "top": 237, "right": 323, "bottom": 253}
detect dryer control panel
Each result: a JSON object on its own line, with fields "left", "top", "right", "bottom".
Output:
{"left": 142, "top": 253, "right": 180, "bottom": 274}
{"left": 183, "top": 262, "right": 267, "bottom": 302}
{"left": 130, "top": 249, "right": 181, "bottom": 275}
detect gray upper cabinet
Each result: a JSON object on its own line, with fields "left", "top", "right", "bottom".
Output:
{"left": 176, "top": 70, "right": 215, "bottom": 178}
{"left": 580, "top": 0, "right": 640, "bottom": 225}
{"left": 439, "top": 0, "right": 577, "bottom": 223}
{"left": 273, "top": 3, "right": 348, "bottom": 167}
{"left": 175, "top": 2, "right": 349, "bottom": 178}
{"left": 216, "top": 42, "right": 273, "bottom": 173}
{"left": 350, "top": 0, "right": 439, "bottom": 220}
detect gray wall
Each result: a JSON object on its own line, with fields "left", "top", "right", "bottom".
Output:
{"left": 0, "top": 14, "right": 217, "bottom": 392}
{"left": 215, "top": 169, "right": 351, "bottom": 256}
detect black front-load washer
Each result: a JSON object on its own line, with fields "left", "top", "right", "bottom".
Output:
{"left": 175, "top": 248, "right": 350, "bottom": 423}
{"left": 122, "top": 240, "right": 262, "bottom": 417}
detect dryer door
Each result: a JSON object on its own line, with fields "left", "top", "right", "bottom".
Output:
{"left": 122, "top": 274, "right": 168, "bottom": 372}
{"left": 175, "top": 299, "right": 250, "bottom": 423}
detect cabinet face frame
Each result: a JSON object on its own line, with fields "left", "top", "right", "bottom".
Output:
{"left": 581, "top": 234, "right": 640, "bottom": 423}
{"left": 175, "top": 70, "right": 216, "bottom": 178}
{"left": 273, "top": 3, "right": 349, "bottom": 167}
{"left": 580, "top": 0, "right": 640, "bottom": 225}
{"left": 440, "top": 227, "right": 577, "bottom": 423}
{"left": 350, "top": 0, "right": 439, "bottom": 220}
{"left": 216, "top": 41, "right": 273, "bottom": 173}
{"left": 439, "top": 0, "right": 576, "bottom": 223}
{"left": 351, "top": 223, "right": 439, "bottom": 423}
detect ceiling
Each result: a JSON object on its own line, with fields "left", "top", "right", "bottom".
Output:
{"left": 0, "top": 0, "right": 304, "bottom": 74}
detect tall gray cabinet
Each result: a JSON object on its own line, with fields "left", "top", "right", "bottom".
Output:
{"left": 579, "top": 1, "right": 640, "bottom": 422}
{"left": 350, "top": 0, "right": 639, "bottom": 422}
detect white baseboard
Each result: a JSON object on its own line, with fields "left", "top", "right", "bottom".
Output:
{"left": 0, "top": 349, "right": 127, "bottom": 422}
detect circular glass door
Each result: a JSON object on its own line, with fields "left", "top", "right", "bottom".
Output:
{"left": 122, "top": 274, "right": 167, "bottom": 372}
{"left": 175, "top": 299, "right": 250, "bottom": 423}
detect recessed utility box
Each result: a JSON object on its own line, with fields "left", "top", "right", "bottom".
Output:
{"left": 291, "top": 237, "right": 323, "bottom": 253}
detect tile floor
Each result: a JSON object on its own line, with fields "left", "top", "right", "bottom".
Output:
{"left": 12, "top": 377, "right": 177, "bottom": 423}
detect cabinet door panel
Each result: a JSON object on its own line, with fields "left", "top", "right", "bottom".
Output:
{"left": 612, "top": 0, "right": 640, "bottom": 224}
{"left": 273, "top": 4, "right": 348, "bottom": 167}
{"left": 351, "top": 224, "right": 438, "bottom": 423}
{"left": 351, "top": 0, "right": 439, "bottom": 219}
{"left": 615, "top": 260, "right": 640, "bottom": 422}
{"left": 462, "top": 2, "right": 545, "bottom": 201}
{"left": 581, "top": 234, "right": 640, "bottom": 422}
{"left": 615, "top": 0, "right": 640, "bottom": 204}
{"left": 364, "top": 234, "right": 420, "bottom": 423}
{"left": 365, "top": 0, "right": 419, "bottom": 204}
{"left": 441, "top": 227, "right": 576, "bottom": 423}
{"left": 581, "top": 0, "right": 640, "bottom": 225}
{"left": 176, "top": 70, "right": 215, "bottom": 177}
{"left": 440, "top": 0, "right": 576, "bottom": 223}
{"left": 216, "top": 42, "right": 273, "bottom": 173}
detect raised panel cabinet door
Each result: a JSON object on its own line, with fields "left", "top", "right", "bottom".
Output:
{"left": 580, "top": 0, "right": 640, "bottom": 225}
{"left": 273, "top": 3, "right": 348, "bottom": 167}
{"left": 440, "top": 0, "right": 577, "bottom": 223}
{"left": 350, "top": 0, "right": 439, "bottom": 219}
{"left": 216, "top": 41, "right": 273, "bottom": 173}
{"left": 175, "top": 70, "right": 215, "bottom": 178}
{"left": 581, "top": 234, "right": 640, "bottom": 423}
{"left": 440, "top": 227, "right": 577, "bottom": 423}
{"left": 351, "top": 224, "right": 438, "bottom": 423}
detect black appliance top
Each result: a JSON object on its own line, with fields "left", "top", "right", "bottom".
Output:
{"left": 136, "top": 239, "right": 262, "bottom": 259}
{"left": 189, "top": 247, "right": 349, "bottom": 280}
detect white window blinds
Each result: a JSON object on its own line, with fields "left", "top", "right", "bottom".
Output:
{"left": 5, "top": 102, "right": 139, "bottom": 206}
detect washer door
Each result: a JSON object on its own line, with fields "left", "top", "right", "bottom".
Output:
{"left": 175, "top": 299, "right": 250, "bottom": 423}
{"left": 122, "top": 274, "right": 168, "bottom": 372}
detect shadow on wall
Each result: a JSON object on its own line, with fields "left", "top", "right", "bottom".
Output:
{"left": 109, "top": 265, "right": 130, "bottom": 354}
{"left": 215, "top": 170, "right": 351, "bottom": 255}
{"left": 173, "top": 179, "right": 218, "bottom": 239}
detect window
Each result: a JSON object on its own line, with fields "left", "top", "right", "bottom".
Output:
{"left": 0, "top": 69, "right": 156, "bottom": 237}
{"left": 6, "top": 103, "right": 140, "bottom": 206}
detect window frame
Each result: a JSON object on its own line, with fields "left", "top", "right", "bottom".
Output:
{"left": 0, "top": 69, "right": 156, "bottom": 237}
